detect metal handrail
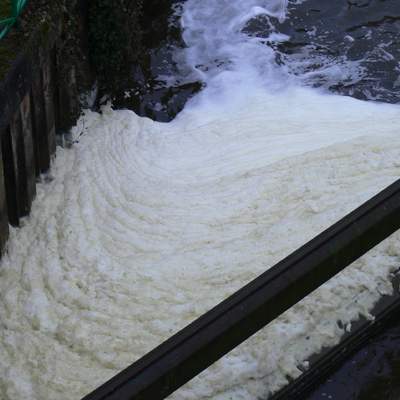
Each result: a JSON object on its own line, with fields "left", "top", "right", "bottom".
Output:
{"left": 83, "top": 179, "right": 400, "bottom": 400}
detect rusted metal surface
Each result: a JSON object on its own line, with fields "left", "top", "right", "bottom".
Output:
{"left": 83, "top": 180, "right": 400, "bottom": 400}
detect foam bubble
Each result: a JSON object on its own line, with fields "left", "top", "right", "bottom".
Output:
{"left": 1, "top": 1, "right": 400, "bottom": 399}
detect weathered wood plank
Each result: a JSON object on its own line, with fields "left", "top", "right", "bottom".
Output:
{"left": 20, "top": 93, "right": 36, "bottom": 208}
{"left": 9, "top": 110, "right": 28, "bottom": 220}
{"left": 1, "top": 125, "right": 19, "bottom": 226}
{"left": 31, "top": 66, "right": 49, "bottom": 175}
{"left": 0, "top": 130, "right": 9, "bottom": 252}
{"left": 42, "top": 48, "right": 57, "bottom": 157}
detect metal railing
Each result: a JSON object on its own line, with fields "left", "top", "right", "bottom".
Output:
{"left": 0, "top": 0, "right": 28, "bottom": 39}
{"left": 83, "top": 179, "right": 400, "bottom": 400}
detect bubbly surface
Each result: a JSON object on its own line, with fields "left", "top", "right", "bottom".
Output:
{"left": 1, "top": 0, "right": 400, "bottom": 399}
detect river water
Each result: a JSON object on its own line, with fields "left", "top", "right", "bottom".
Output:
{"left": 1, "top": 1, "right": 400, "bottom": 399}
{"left": 308, "top": 320, "right": 400, "bottom": 400}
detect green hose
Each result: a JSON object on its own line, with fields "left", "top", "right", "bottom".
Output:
{"left": 0, "top": 0, "right": 28, "bottom": 40}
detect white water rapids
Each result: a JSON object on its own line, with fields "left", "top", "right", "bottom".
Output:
{"left": 1, "top": 1, "right": 400, "bottom": 399}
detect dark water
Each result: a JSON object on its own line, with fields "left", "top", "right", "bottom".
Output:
{"left": 129, "top": 0, "right": 400, "bottom": 121}
{"left": 307, "top": 319, "right": 400, "bottom": 400}
{"left": 126, "top": 2, "right": 400, "bottom": 395}
{"left": 277, "top": 0, "right": 400, "bottom": 103}
{"left": 112, "top": 0, "right": 202, "bottom": 122}
{"left": 275, "top": 4, "right": 400, "bottom": 396}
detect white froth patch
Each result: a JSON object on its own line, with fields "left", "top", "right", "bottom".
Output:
{"left": 0, "top": 87, "right": 399, "bottom": 399}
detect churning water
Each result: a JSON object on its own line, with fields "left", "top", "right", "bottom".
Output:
{"left": 1, "top": 1, "right": 400, "bottom": 399}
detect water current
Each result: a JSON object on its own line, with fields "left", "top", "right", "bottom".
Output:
{"left": 1, "top": 1, "right": 400, "bottom": 399}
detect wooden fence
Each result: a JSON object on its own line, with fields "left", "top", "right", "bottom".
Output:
{"left": 0, "top": 1, "right": 89, "bottom": 253}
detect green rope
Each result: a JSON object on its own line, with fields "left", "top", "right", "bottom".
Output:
{"left": 0, "top": 0, "right": 28, "bottom": 40}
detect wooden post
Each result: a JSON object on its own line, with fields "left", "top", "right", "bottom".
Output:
{"left": 0, "top": 0, "right": 93, "bottom": 248}
{"left": 31, "top": 66, "right": 47, "bottom": 175}
{"left": 9, "top": 108, "right": 31, "bottom": 219}
{"left": 20, "top": 93, "right": 36, "bottom": 207}
{"left": 2, "top": 125, "right": 20, "bottom": 226}
{"left": 0, "top": 129, "right": 9, "bottom": 253}
{"left": 42, "top": 49, "right": 57, "bottom": 156}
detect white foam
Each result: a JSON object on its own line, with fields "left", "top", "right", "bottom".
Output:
{"left": 1, "top": 1, "right": 400, "bottom": 399}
